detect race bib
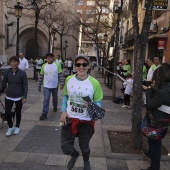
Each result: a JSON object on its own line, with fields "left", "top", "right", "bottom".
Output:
{"left": 67, "top": 101, "right": 87, "bottom": 117}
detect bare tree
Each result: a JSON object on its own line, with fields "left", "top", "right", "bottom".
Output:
{"left": 130, "top": 0, "right": 154, "bottom": 148}
{"left": 22, "top": 0, "right": 60, "bottom": 56}
{"left": 39, "top": 6, "right": 60, "bottom": 52}
{"left": 74, "top": 1, "right": 113, "bottom": 67}
{"left": 43, "top": 3, "right": 78, "bottom": 60}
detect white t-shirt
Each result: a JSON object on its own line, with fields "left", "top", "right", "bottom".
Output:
{"left": 147, "top": 64, "right": 156, "bottom": 81}
{"left": 67, "top": 60, "right": 72, "bottom": 67}
{"left": 35, "top": 59, "right": 43, "bottom": 69}
{"left": 123, "top": 78, "right": 133, "bottom": 95}
{"left": 40, "top": 62, "right": 62, "bottom": 88}
{"left": 18, "top": 58, "right": 29, "bottom": 71}
{"left": 56, "top": 59, "right": 62, "bottom": 64}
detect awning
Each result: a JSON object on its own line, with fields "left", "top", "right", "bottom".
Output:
{"left": 148, "top": 33, "right": 168, "bottom": 42}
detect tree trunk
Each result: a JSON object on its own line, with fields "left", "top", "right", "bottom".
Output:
{"left": 131, "top": 0, "right": 154, "bottom": 148}
{"left": 132, "top": 35, "right": 145, "bottom": 148}
{"left": 112, "top": 11, "right": 121, "bottom": 98}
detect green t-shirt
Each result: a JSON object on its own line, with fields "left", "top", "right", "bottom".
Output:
{"left": 142, "top": 65, "right": 147, "bottom": 80}
{"left": 124, "top": 64, "right": 131, "bottom": 76}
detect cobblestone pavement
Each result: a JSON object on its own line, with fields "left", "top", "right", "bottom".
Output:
{"left": 0, "top": 66, "right": 170, "bottom": 170}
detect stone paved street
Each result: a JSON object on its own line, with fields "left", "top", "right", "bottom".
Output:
{"left": 0, "top": 65, "right": 170, "bottom": 170}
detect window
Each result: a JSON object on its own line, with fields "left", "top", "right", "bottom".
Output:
{"left": 76, "top": 1, "right": 84, "bottom": 5}
{"left": 98, "top": 1, "right": 108, "bottom": 5}
{"left": 86, "top": 18, "right": 94, "bottom": 23}
{"left": 96, "top": 6, "right": 109, "bottom": 13}
{"left": 102, "top": 7, "right": 109, "bottom": 13}
{"left": 87, "top": 1, "right": 95, "bottom": 6}
{"left": 86, "top": 10, "right": 95, "bottom": 14}
{"left": 100, "top": 15, "right": 108, "bottom": 22}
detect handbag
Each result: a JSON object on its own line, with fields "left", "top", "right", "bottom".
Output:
{"left": 113, "top": 96, "right": 123, "bottom": 104}
{"left": 141, "top": 113, "right": 168, "bottom": 140}
{"left": 87, "top": 101, "right": 105, "bottom": 121}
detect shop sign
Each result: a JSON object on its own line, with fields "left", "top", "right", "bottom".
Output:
{"left": 142, "top": 0, "right": 169, "bottom": 10}
{"left": 157, "top": 39, "right": 166, "bottom": 49}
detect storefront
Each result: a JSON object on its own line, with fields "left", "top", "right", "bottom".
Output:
{"left": 148, "top": 33, "right": 168, "bottom": 61}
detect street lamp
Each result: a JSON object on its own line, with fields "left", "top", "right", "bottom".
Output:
{"left": 112, "top": 0, "right": 123, "bottom": 97}
{"left": 102, "top": 33, "right": 108, "bottom": 80}
{"left": 14, "top": 2, "right": 23, "bottom": 57}
{"left": 102, "top": 33, "right": 108, "bottom": 76}
{"left": 77, "top": 44, "right": 79, "bottom": 54}
{"left": 104, "top": 33, "right": 108, "bottom": 58}
{"left": 50, "top": 29, "right": 56, "bottom": 53}
{"left": 64, "top": 40, "right": 68, "bottom": 60}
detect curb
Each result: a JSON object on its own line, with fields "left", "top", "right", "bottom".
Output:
{"left": 102, "top": 126, "right": 170, "bottom": 161}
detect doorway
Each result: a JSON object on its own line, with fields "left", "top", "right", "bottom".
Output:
{"left": 26, "top": 39, "right": 38, "bottom": 60}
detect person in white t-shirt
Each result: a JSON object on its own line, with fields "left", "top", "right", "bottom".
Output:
{"left": 59, "top": 54, "right": 103, "bottom": 170}
{"left": 122, "top": 74, "right": 133, "bottom": 108}
{"left": 38, "top": 53, "right": 64, "bottom": 120}
{"left": 67, "top": 58, "right": 73, "bottom": 74}
{"left": 18, "top": 53, "right": 29, "bottom": 71}
{"left": 143, "top": 58, "right": 156, "bottom": 106}
{"left": 31, "top": 56, "right": 44, "bottom": 81}
{"left": 55, "top": 55, "right": 64, "bottom": 69}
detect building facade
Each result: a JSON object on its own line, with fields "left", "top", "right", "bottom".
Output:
{"left": 119, "top": 0, "right": 170, "bottom": 72}
{"left": 0, "top": 0, "right": 78, "bottom": 62}
{"left": 76, "top": 0, "right": 112, "bottom": 60}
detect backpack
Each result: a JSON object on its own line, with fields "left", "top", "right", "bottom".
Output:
{"left": 113, "top": 96, "right": 123, "bottom": 104}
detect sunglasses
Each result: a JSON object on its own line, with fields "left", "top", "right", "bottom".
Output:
{"left": 75, "top": 63, "right": 88, "bottom": 67}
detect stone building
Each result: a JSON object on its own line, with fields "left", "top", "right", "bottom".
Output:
{"left": 0, "top": 0, "right": 79, "bottom": 62}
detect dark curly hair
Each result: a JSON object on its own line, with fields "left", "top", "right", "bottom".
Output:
{"left": 152, "top": 63, "right": 170, "bottom": 89}
{"left": 9, "top": 56, "right": 19, "bottom": 63}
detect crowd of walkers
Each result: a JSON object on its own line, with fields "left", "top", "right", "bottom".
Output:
{"left": 0, "top": 52, "right": 170, "bottom": 170}
{"left": 0, "top": 53, "right": 101, "bottom": 170}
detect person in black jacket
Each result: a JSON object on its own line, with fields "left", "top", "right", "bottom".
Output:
{"left": 0, "top": 56, "right": 28, "bottom": 137}
{"left": 141, "top": 63, "right": 170, "bottom": 170}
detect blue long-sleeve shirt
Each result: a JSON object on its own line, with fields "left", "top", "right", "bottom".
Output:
{"left": 61, "top": 95, "right": 102, "bottom": 112}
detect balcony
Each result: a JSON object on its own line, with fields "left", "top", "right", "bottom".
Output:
{"left": 124, "top": 27, "right": 134, "bottom": 45}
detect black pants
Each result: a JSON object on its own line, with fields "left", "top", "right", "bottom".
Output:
{"left": 61, "top": 123, "right": 94, "bottom": 162}
{"left": 106, "top": 74, "right": 111, "bottom": 86}
{"left": 5, "top": 98, "right": 23, "bottom": 128}
{"left": 124, "top": 94, "right": 130, "bottom": 105}
{"left": 148, "top": 138, "right": 161, "bottom": 170}
{"left": 68, "top": 67, "right": 72, "bottom": 75}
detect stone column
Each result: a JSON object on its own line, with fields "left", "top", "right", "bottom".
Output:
{"left": 0, "top": 1, "right": 5, "bottom": 59}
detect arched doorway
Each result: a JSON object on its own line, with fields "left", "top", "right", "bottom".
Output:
{"left": 26, "top": 39, "right": 38, "bottom": 60}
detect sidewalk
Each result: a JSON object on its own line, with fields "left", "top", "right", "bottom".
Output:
{"left": 0, "top": 66, "right": 169, "bottom": 170}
